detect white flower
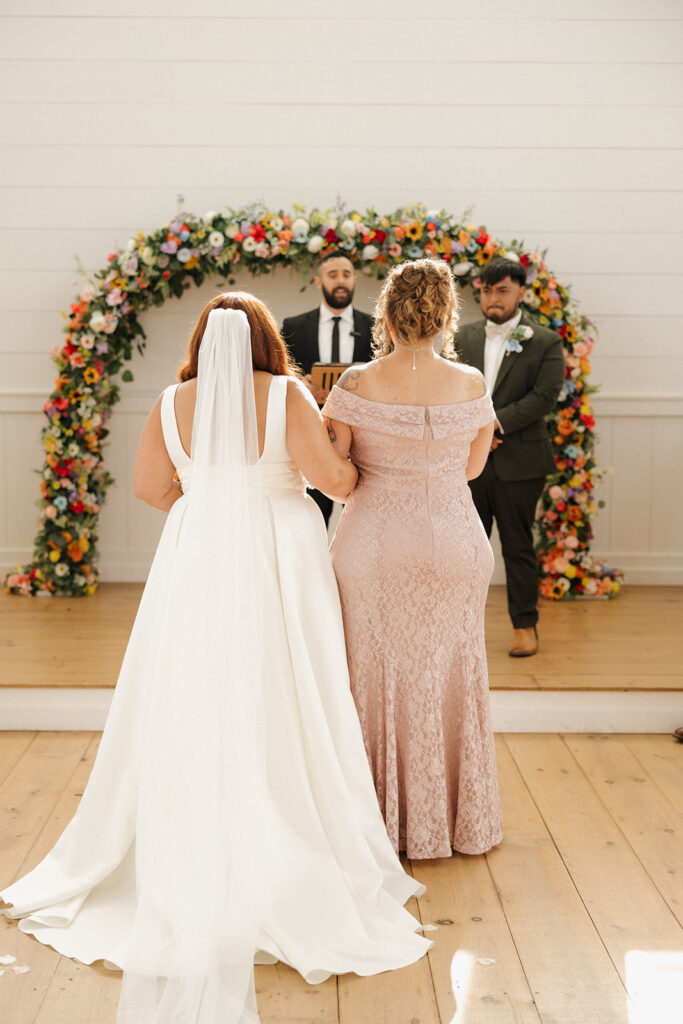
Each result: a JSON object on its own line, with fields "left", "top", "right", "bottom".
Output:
{"left": 306, "top": 235, "right": 324, "bottom": 254}
{"left": 426, "top": 209, "right": 441, "bottom": 220}
{"left": 68, "top": 442, "right": 80, "bottom": 457}
{"left": 242, "top": 237, "right": 257, "bottom": 252}
{"left": 80, "top": 284, "right": 96, "bottom": 302}
{"left": 499, "top": 250, "right": 519, "bottom": 262}
{"left": 324, "top": 216, "right": 338, "bottom": 231}
{"left": 362, "top": 244, "right": 379, "bottom": 261}
{"left": 225, "top": 223, "right": 240, "bottom": 239}
{"left": 270, "top": 216, "right": 283, "bottom": 232}
{"left": 141, "top": 246, "right": 156, "bottom": 266}
{"left": 91, "top": 412, "right": 102, "bottom": 428}
{"left": 525, "top": 290, "right": 540, "bottom": 308}
{"left": 452, "top": 261, "right": 473, "bottom": 277}
{"left": 203, "top": 210, "right": 217, "bottom": 222}
{"left": 520, "top": 325, "right": 534, "bottom": 340}
{"left": 125, "top": 238, "right": 136, "bottom": 253}
{"left": 89, "top": 311, "right": 107, "bottom": 333}
{"left": 80, "top": 333, "right": 94, "bottom": 349}
{"left": 209, "top": 231, "right": 224, "bottom": 249}
{"left": 254, "top": 241, "right": 270, "bottom": 258}
{"left": 73, "top": 574, "right": 86, "bottom": 587}
{"left": 55, "top": 563, "right": 70, "bottom": 577}
{"left": 292, "top": 218, "right": 310, "bottom": 235}
{"left": 176, "top": 247, "right": 191, "bottom": 263}
{"left": 340, "top": 219, "right": 357, "bottom": 238}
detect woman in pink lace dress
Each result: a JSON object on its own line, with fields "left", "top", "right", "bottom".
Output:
{"left": 323, "top": 259, "right": 503, "bottom": 860}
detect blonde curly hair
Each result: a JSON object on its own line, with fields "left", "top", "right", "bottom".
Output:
{"left": 372, "top": 258, "right": 461, "bottom": 360}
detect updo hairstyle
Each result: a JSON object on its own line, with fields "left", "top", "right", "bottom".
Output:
{"left": 372, "top": 258, "right": 461, "bottom": 360}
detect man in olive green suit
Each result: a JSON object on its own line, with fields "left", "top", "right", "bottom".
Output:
{"left": 454, "top": 258, "right": 565, "bottom": 656}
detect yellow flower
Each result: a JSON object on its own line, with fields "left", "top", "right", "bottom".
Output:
{"left": 44, "top": 436, "right": 58, "bottom": 453}
{"left": 80, "top": 537, "right": 90, "bottom": 553}
{"left": 351, "top": 213, "right": 362, "bottom": 222}
{"left": 611, "top": 581, "right": 620, "bottom": 595}
{"left": 197, "top": 230, "right": 206, "bottom": 239}
{"left": 83, "top": 367, "right": 100, "bottom": 385}
{"left": 458, "top": 230, "right": 470, "bottom": 246}
{"left": 137, "top": 230, "right": 145, "bottom": 240}
{"left": 184, "top": 256, "right": 200, "bottom": 270}
{"left": 406, "top": 221, "right": 423, "bottom": 241}
{"left": 49, "top": 550, "right": 61, "bottom": 562}
{"left": 564, "top": 565, "right": 577, "bottom": 579}
{"left": 570, "top": 474, "right": 582, "bottom": 487}
{"left": 380, "top": 217, "right": 390, "bottom": 228}
{"left": 581, "top": 577, "right": 590, "bottom": 587}
{"left": 85, "top": 584, "right": 97, "bottom": 595}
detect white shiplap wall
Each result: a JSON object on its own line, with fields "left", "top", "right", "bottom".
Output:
{"left": 1, "top": 0, "right": 682, "bottom": 584}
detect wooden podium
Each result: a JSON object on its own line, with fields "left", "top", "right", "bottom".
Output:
{"left": 310, "top": 362, "right": 350, "bottom": 392}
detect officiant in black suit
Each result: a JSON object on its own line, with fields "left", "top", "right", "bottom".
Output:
{"left": 281, "top": 249, "right": 373, "bottom": 525}
{"left": 454, "top": 257, "right": 565, "bottom": 658}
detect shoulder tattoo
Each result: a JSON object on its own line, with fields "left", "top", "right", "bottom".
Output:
{"left": 338, "top": 369, "right": 361, "bottom": 392}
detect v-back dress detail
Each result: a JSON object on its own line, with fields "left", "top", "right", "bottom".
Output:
{"left": 1, "top": 375, "right": 430, "bottom": 1007}
{"left": 323, "top": 386, "right": 503, "bottom": 860}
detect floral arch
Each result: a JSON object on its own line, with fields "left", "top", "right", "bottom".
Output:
{"left": 5, "top": 203, "right": 620, "bottom": 599}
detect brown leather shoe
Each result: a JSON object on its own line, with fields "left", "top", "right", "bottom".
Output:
{"left": 509, "top": 626, "right": 538, "bottom": 658}
{"left": 673, "top": 727, "right": 683, "bottom": 743}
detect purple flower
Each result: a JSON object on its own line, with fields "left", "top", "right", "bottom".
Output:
{"left": 120, "top": 301, "right": 131, "bottom": 314}
{"left": 95, "top": 341, "right": 109, "bottom": 354}
{"left": 158, "top": 255, "right": 170, "bottom": 268}
{"left": 170, "top": 219, "right": 183, "bottom": 234}
{"left": 161, "top": 240, "right": 178, "bottom": 255}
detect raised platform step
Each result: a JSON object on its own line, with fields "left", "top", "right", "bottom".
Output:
{"left": 1, "top": 585, "right": 681, "bottom": 732}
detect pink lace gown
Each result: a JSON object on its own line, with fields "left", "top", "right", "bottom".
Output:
{"left": 323, "top": 386, "right": 503, "bottom": 860}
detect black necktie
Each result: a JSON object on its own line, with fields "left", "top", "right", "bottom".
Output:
{"left": 331, "top": 316, "right": 341, "bottom": 363}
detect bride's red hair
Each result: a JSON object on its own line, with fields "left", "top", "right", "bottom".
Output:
{"left": 178, "top": 291, "right": 301, "bottom": 382}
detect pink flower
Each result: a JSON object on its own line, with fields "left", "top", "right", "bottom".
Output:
{"left": 388, "top": 243, "right": 402, "bottom": 258}
{"left": 80, "top": 284, "right": 96, "bottom": 302}
{"left": 552, "top": 556, "right": 570, "bottom": 573}
{"left": 45, "top": 505, "right": 57, "bottom": 519}
{"left": 564, "top": 535, "right": 579, "bottom": 549}
{"left": 549, "top": 485, "right": 563, "bottom": 500}
{"left": 573, "top": 342, "right": 588, "bottom": 357}
{"left": 106, "top": 288, "right": 124, "bottom": 307}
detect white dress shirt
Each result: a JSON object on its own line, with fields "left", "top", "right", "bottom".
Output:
{"left": 483, "top": 309, "right": 522, "bottom": 394}
{"left": 318, "top": 304, "right": 355, "bottom": 363}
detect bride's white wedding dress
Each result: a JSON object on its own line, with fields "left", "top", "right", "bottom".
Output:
{"left": 1, "top": 311, "right": 429, "bottom": 1024}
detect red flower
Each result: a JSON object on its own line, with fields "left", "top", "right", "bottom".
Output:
{"left": 476, "top": 231, "right": 489, "bottom": 246}
{"left": 234, "top": 232, "right": 245, "bottom": 243}
{"left": 520, "top": 254, "right": 530, "bottom": 267}
{"left": 580, "top": 414, "right": 595, "bottom": 429}
{"left": 162, "top": 270, "right": 170, "bottom": 280}
{"left": 374, "top": 229, "right": 387, "bottom": 243}
{"left": 55, "top": 459, "right": 73, "bottom": 477}
{"left": 556, "top": 502, "right": 566, "bottom": 512}
{"left": 69, "top": 500, "right": 85, "bottom": 514}
{"left": 55, "top": 397, "right": 69, "bottom": 411}
{"left": 250, "top": 225, "right": 266, "bottom": 242}
{"left": 107, "top": 253, "right": 116, "bottom": 262}
{"left": 325, "top": 229, "right": 339, "bottom": 244}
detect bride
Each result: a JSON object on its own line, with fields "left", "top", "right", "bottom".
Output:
{"left": 0, "top": 293, "right": 430, "bottom": 1024}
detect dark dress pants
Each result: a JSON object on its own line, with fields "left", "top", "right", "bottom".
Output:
{"left": 309, "top": 488, "right": 333, "bottom": 527}
{"left": 469, "top": 458, "right": 545, "bottom": 629}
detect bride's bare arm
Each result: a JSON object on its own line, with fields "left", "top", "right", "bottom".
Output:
{"left": 286, "top": 379, "right": 358, "bottom": 502}
{"left": 133, "top": 395, "right": 183, "bottom": 511}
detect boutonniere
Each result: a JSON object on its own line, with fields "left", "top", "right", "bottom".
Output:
{"left": 505, "top": 324, "right": 534, "bottom": 356}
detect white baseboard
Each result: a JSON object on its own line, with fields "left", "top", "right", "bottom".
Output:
{"left": 1, "top": 687, "right": 681, "bottom": 734}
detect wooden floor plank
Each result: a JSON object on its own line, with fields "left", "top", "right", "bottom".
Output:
{"left": 505, "top": 733, "right": 682, "bottom": 1024}
{"left": 255, "top": 963, "right": 339, "bottom": 1024}
{"left": 625, "top": 734, "right": 683, "bottom": 813}
{"left": 337, "top": 893, "right": 440, "bottom": 1024}
{"left": 564, "top": 734, "right": 683, "bottom": 928}
{"left": 0, "top": 731, "right": 36, "bottom": 786}
{"left": 488, "top": 737, "right": 641, "bottom": 1024}
{"left": 3, "top": 585, "right": 681, "bottom": 691}
{"left": 0, "top": 731, "right": 93, "bottom": 884}
{"left": 414, "top": 854, "right": 541, "bottom": 1023}
{"left": 33, "top": 959, "right": 120, "bottom": 1024}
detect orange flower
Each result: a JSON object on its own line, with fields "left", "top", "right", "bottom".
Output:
{"left": 567, "top": 506, "right": 583, "bottom": 522}
{"left": 557, "top": 420, "right": 574, "bottom": 436}
{"left": 67, "top": 541, "right": 84, "bottom": 562}
{"left": 394, "top": 225, "right": 406, "bottom": 241}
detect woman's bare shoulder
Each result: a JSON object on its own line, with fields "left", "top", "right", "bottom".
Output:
{"left": 336, "top": 362, "right": 374, "bottom": 394}
{"left": 442, "top": 360, "right": 486, "bottom": 398}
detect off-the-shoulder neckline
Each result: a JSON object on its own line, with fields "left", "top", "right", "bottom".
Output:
{"left": 329, "top": 386, "right": 490, "bottom": 410}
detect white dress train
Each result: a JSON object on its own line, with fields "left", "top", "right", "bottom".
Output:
{"left": 1, "top": 375, "right": 430, "bottom": 992}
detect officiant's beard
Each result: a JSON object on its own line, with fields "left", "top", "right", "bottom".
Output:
{"left": 322, "top": 284, "right": 354, "bottom": 310}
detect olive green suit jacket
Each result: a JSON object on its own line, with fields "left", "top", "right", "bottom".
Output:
{"left": 454, "top": 315, "right": 565, "bottom": 481}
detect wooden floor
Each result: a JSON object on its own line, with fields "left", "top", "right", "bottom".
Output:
{"left": 1, "top": 585, "right": 681, "bottom": 692}
{"left": 1, "top": 731, "right": 681, "bottom": 1023}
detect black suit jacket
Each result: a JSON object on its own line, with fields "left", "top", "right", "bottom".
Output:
{"left": 281, "top": 307, "right": 374, "bottom": 375}
{"left": 454, "top": 315, "right": 565, "bottom": 481}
